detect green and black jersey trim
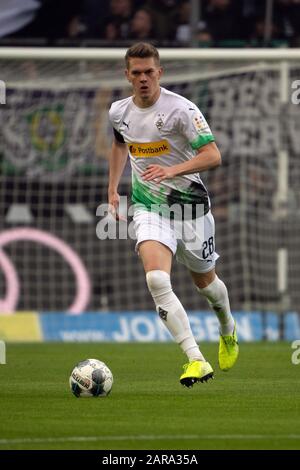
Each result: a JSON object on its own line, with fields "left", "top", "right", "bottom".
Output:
{"left": 131, "top": 176, "right": 209, "bottom": 219}
{"left": 190, "top": 134, "right": 215, "bottom": 150}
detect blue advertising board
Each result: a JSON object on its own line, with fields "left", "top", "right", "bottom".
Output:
{"left": 39, "top": 311, "right": 300, "bottom": 342}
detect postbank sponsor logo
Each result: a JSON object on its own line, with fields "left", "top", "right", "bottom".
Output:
{"left": 128, "top": 140, "right": 170, "bottom": 158}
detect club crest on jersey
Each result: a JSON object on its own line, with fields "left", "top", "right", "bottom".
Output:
{"left": 155, "top": 113, "right": 165, "bottom": 131}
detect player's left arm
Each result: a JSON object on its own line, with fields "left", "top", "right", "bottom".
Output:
{"left": 142, "top": 142, "right": 221, "bottom": 183}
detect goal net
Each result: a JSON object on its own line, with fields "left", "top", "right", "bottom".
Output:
{"left": 0, "top": 48, "right": 299, "bottom": 314}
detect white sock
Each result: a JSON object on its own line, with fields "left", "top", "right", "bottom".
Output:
{"left": 197, "top": 276, "right": 234, "bottom": 336}
{"left": 146, "top": 270, "right": 205, "bottom": 362}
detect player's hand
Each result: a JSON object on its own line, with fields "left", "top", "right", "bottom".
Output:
{"left": 142, "top": 165, "right": 175, "bottom": 183}
{"left": 108, "top": 191, "right": 127, "bottom": 221}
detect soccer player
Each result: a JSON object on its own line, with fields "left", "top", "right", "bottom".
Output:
{"left": 108, "top": 42, "right": 238, "bottom": 387}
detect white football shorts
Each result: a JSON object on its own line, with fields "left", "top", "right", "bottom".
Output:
{"left": 133, "top": 208, "right": 219, "bottom": 273}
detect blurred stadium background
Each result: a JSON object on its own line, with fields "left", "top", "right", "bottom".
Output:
{"left": 0, "top": 0, "right": 299, "bottom": 343}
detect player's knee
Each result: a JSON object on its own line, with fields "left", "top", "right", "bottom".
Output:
{"left": 146, "top": 270, "right": 171, "bottom": 296}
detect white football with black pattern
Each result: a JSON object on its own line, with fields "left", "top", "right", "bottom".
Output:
{"left": 69, "top": 358, "right": 113, "bottom": 397}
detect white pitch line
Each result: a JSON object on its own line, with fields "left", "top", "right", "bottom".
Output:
{"left": 0, "top": 434, "right": 300, "bottom": 445}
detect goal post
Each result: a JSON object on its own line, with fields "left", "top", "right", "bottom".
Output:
{"left": 0, "top": 47, "right": 299, "bottom": 315}
{"left": 1, "top": 47, "right": 300, "bottom": 60}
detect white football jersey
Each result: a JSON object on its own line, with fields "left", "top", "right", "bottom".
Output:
{"left": 109, "top": 87, "right": 215, "bottom": 217}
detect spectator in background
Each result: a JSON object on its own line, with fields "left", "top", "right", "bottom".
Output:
{"left": 108, "top": 0, "right": 134, "bottom": 39}
{"left": 203, "top": 0, "right": 242, "bottom": 43}
{"left": 197, "top": 23, "right": 213, "bottom": 46}
{"left": 86, "top": 0, "right": 135, "bottom": 40}
{"left": 129, "top": 7, "right": 155, "bottom": 40}
{"left": 174, "top": 0, "right": 212, "bottom": 46}
{"left": 81, "top": 0, "right": 107, "bottom": 38}
{"left": 2, "top": 0, "right": 298, "bottom": 47}
{"left": 104, "top": 21, "right": 121, "bottom": 42}
{"left": 174, "top": 0, "right": 192, "bottom": 44}
{"left": 231, "top": 0, "right": 259, "bottom": 40}
{"left": 250, "top": 13, "right": 282, "bottom": 45}
{"left": 275, "top": 0, "right": 300, "bottom": 44}
{"left": 145, "top": 0, "right": 180, "bottom": 41}
{"left": 248, "top": 0, "right": 287, "bottom": 45}
{"left": 0, "top": 0, "right": 83, "bottom": 41}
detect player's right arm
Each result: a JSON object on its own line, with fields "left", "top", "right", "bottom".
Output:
{"left": 108, "top": 138, "right": 128, "bottom": 218}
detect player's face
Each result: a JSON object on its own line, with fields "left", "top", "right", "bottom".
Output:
{"left": 126, "top": 57, "right": 163, "bottom": 107}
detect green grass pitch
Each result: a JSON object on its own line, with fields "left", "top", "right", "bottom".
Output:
{"left": 0, "top": 342, "right": 299, "bottom": 450}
